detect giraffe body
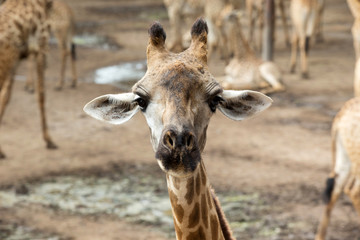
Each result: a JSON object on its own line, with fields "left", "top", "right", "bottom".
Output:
{"left": 25, "top": 0, "right": 77, "bottom": 92}
{"left": 0, "top": 0, "right": 56, "bottom": 158}
{"left": 218, "top": 11, "right": 285, "bottom": 94}
{"left": 84, "top": 19, "right": 272, "bottom": 239}
{"left": 315, "top": 97, "right": 360, "bottom": 240}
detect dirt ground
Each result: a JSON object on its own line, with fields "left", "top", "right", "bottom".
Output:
{"left": 0, "top": 0, "right": 359, "bottom": 239}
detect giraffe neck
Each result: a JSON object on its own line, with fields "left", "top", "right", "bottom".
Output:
{"left": 166, "top": 161, "right": 232, "bottom": 240}
{"left": 231, "top": 14, "right": 255, "bottom": 60}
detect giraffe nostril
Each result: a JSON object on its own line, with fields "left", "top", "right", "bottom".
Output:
{"left": 169, "top": 137, "right": 174, "bottom": 147}
{"left": 164, "top": 131, "right": 176, "bottom": 149}
{"left": 186, "top": 133, "right": 194, "bottom": 149}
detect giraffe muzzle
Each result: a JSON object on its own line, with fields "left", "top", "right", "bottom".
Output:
{"left": 155, "top": 128, "right": 201, "bottom": 174}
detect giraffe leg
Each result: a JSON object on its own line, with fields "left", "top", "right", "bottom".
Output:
{"left": 36, "top": 52, "right": 57, "bottom": 149}
{"left": 25, "top": 53, "right": 35, "bottom": 93}
{"left": 289, "top": 32, "right": 298, "bottom": 73}
{"left": 352, "top": 23, "right": 360, "bottom": 60}
{"left": 279, "top": 0, "right": 290, "bottom": 47}
{"left": 70, "top": 42, "right": 77, "bottom": 88}
{"left": 55, "top": 41, "right": 67, "bottom": 91}
{"left": 345, "top": 175, "right": 360, "bottom": 216}
{"left": 0, "top": 75, "right": 14, "bottom": 159}
{"left": 299, "top": 35, "right": 309, "bottom": 79}
{"left": 259, "top": 64, "right": 285, "bottom": 92}
{"left": 354, "top": 59, "right": 360, "bottom": 97}
{"left": 315, "top": 187, "right": 341, "bottom": 240}
{"left": 315, "top": 135, "right": 351, "bottom": 240}
{"left": 315, "top": 3, "right": 324, "bottom": 43}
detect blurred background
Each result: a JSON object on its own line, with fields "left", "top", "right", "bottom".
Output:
{"left": 0, "top": 0, "right": 359, "bottom": 239}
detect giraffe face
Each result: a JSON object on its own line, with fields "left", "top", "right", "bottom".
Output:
{"left": 84, "top": 19, "right": 273, "bottom": 178}
{"left": 132, "top": 58, "right": 221, "bottom": 177}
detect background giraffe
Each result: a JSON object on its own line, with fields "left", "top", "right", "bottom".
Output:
{"left": 25, "top": 0, "right": 77, "bottom": 92}
{"left": 315, "top": 97, "right": 360, "bottom": 240}
{"left": 0, "top": 0, "right": 56, "bottom": 158}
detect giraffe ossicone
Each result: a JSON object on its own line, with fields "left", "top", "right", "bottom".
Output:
{"left": 84, "top": 18, "right": 272, "bottom": 240}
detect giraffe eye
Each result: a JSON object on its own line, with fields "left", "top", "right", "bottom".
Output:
{"left": 134, "top": 97, "right": 148, "bottom": 110}
{"left": 209, "top": 96, "right": 224, "bottom": 112}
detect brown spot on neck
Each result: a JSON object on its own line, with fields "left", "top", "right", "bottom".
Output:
{"left": 195, "top": 172, "right": 201, "bottom": 196}
{"left": 188, "top": 202, "right": 200, "bottom": 228}
{"left": 186, "top": 226, "right": 206, "bottom": 240}
{"left": 185, "top": 176, "right": 195, "bottom": 205}
{"left": 169, "top": 189, "right": 184, "bottom": 223}
{"left": 201, "top": 193, "right": 209, "bottom": 229}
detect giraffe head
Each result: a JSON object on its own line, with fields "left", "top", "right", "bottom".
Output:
{"left": 84, "top": 19, "right": 272, "bottom": 178}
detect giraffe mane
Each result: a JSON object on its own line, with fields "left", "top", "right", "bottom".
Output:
{"left": 211, "top": 189, "right": 235, "bottom": 240}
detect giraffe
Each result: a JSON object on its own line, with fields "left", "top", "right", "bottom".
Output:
{"left": 246, "top": 0, "right": 290, "bottom": 50}
{"left": 315, "top": 97, "right": 360, "bottom": 240}
{"left": 348, "top": 0, "right": 360, "bottom": 60}
{"left": 25, "top": 0, "right": 77, "bottom": 92}
{"left": 218, "top": 11, "right": 285, "bottom": 94}
{"left": 289, "top": 0, "right": 318, "bottom": 79}
{"left": 0, "top": 0, "right": 57, "bottom": 158}
{"left": 84, "top": 19, "right": 272, "bottom": 239}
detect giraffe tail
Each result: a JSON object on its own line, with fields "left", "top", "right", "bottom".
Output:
{"left": 71, "top": 43, "right": 76, "bottom": 61}
{"left": 323, "top": 177, "right": 335, "bottom": 204}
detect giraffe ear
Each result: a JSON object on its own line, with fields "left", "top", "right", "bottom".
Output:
{"left": 218, "top": 90, "right": 272, "bottom": 121}
{"left": 83, "top": 93, "right": 140, "bottom": 125}
{"left": 189, "top": 18, "right": 208, "bottom": 63}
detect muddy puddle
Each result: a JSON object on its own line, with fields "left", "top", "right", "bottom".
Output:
{"left": 0, "top": 167, "right": 315, "bottom": 239}
{"left": 93, "top": 61, "right": 146, "bottom": 90}
{"left": 0, "top": 221, "right": 64, "bottom": 240}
